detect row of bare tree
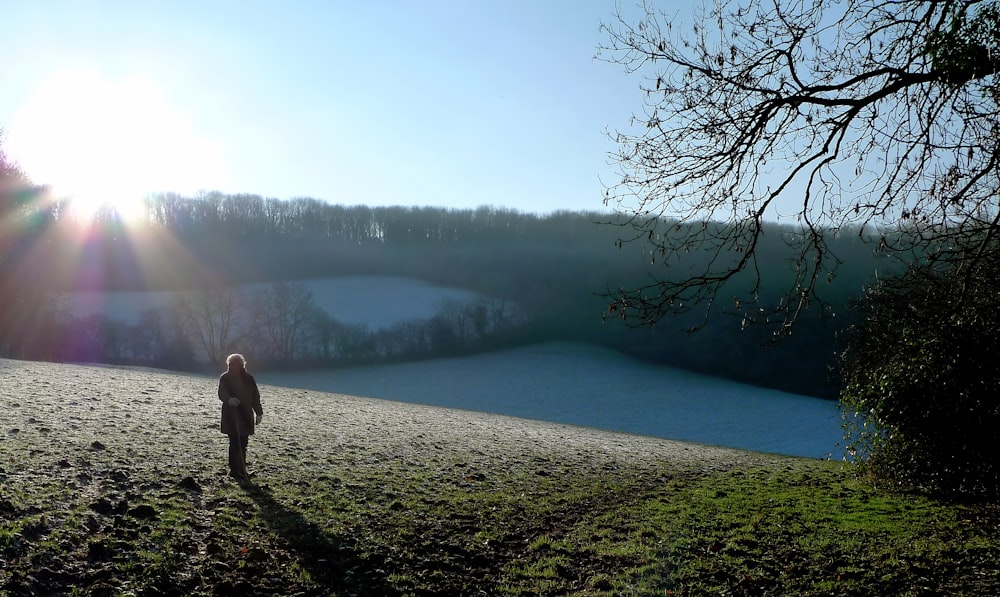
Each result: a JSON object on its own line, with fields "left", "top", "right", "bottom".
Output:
{"left": 2, "top": 186, "right": 890, "bottom": 396}
{"left": 30, "top": 282, "right": 527, "bottom": 371}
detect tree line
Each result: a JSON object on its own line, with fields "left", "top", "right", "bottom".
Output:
{"left": 26, "top": 281, "right": 527, "bottom": 372}
{"left": 2, "top": 189, "right": 896, "bottom": 398}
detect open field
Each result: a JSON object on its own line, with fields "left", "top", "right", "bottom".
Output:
{"left": 1, "top": 358, "right": 998, "bottom": 595}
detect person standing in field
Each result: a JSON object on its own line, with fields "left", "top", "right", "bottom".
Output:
{"left": 218, "top": 353, "right": 263, "bottom": 480}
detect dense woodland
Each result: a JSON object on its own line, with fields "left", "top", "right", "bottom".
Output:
{"left": 1, "top": 191, "right": 899, "bottom": 399}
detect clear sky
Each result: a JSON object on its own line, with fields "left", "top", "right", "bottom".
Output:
{"left": 1, "top": 1, "right": 659, "bottom": 216}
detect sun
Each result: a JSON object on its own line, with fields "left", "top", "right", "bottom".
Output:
{"left": 7, "top": 68, "right": 228, "bottom": 225}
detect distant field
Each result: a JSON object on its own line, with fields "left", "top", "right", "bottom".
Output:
{"left": 62, "top": 274, "right": 482, "bottom": 328}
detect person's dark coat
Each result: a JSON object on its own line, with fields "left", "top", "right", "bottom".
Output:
{"left": 218, "top": 370, "right": 262, "bottom": 435}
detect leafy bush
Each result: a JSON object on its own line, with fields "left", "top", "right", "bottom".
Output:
{"left": 839, "top": 254, "right": 1000, "bottom": 497}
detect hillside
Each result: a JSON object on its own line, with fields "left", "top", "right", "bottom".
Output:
{"left": 2, "top": 359, "right": 997, "bottom": 595}
{"left": 2, "top": 200, "right": 871, "bottom": 398}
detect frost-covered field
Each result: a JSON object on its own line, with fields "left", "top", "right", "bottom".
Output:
{"left": 63, "top": 275, "right": 480, "bottom": 327}
{"left": 58, "top": 276, "right": 843, "bottom": 459}
{"left": 0, "top": 357, "right": 778, "bottom": 595}
{"left": 266, "top": 342, "right": 843, "bottom": 459}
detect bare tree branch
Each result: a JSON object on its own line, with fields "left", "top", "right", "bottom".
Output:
{"left": 598, "top": 0, "right": 1000, "bottom": 335}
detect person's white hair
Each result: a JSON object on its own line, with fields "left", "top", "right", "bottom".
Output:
{"left": 226, "top": 353, "right": 246, "bottom": 366}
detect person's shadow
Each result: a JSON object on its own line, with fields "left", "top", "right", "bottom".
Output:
{"left": 239, "top": 480, "right": 398, "bottom": 596}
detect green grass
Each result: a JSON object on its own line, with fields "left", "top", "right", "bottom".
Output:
{"left": 3, "top": 450, "right": 998, "bottom": 596}
{"left": 1, "top": 357, "right": 998, "bottom": 595}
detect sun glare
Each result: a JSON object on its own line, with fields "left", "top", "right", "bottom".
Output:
{"left": 8, "top": 68, "right": 228, "bottom": 226}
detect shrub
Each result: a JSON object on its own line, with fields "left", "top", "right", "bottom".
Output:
{"left": 839, "top": 254, "right": 1000, "bottom": 497}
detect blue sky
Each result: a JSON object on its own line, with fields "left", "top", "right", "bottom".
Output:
{"left": 1, "top": 1, "right": 660, "bottom": 215}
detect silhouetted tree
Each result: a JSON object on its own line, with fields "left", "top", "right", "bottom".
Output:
{"left": 174, "top": 287, "right": 250, "bottom": 365}
{"left": 427, "top": 315, "right": 460, "bottom": 355}
{"left": 253, "top": 281, "right": 318, "bottom": 364}
{"left": 437, "top": 299, "right": 476, "bottom": 347}
{"left": 0, "top": 128, "right": 57, "bottom": 357}
{"left": 599, "top": 0, "right": 1000, "bottom": 335}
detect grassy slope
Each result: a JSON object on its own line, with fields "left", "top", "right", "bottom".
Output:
{"left": 1, "top": 359, "right": 998, "bottom": 596}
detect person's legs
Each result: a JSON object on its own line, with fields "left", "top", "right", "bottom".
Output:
{"left": 240, "top": 435, "right": 250, "bottom": 476}
{"left": 228, "top": 434, "right": 247, "bottom": 479}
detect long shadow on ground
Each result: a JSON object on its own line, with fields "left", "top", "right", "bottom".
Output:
{"left": 238, "top": 480, "right": 398, "bottom": 596}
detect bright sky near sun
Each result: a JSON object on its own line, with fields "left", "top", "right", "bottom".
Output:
{"left": 1, "top": 1, "right": 666, "bottom": 216}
